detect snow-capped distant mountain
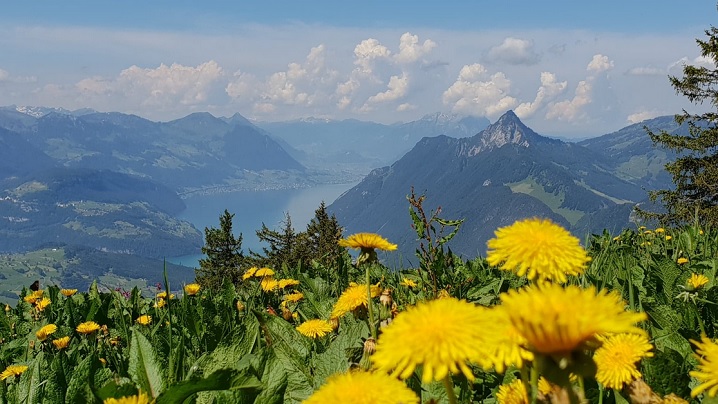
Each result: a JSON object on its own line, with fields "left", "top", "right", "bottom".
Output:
{"left": 2, "top": 105, "right": 97, "bottom": 118}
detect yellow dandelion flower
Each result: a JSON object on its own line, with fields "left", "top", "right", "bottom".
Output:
{"left": 399, "top": 278, "right": 417, "bottom": 288}
{"left": 242, "top": 266, "right": 258, "bottom": 280}
{"left": 32, "top": 290, "right": 44, "bottom": 299}
{"left": 278, "top": 279, "right": 300, "bottom": 289}
{"left": 655, "top": 228, "right": 665, "bottom": 233}
{"left": 338, "top": 233, "right": 398, "bottom": 252}
{"left": 372, "top": 297, "right": 486, "bottom": 383}
{"left": 496, "top": 379, "right": 528, "bottom": 404}
{"left": 52, "top": 336, "right": 70, "bottom": 350}
{"left": 690, "top": 335, "right": 718, "bottom": 398}
{"left": 644, "top": 230, "right": 653, "bottom": 235}
{"left": 103, "top": 391, "right": 151, "bottom": 404}
{"left": 36, "top": 324, "right": 58, "bottom": 341}
{"left": 474, "top": 305, "right": 534, "bottom": 373}
{"left": 639, "top": 226, "right": 646, "bottom": 230}
{"left": 500, "top": 284, "right": 647, "bottom": 355}
{"left": 260, "top": 278, "right": 279, "bottom": 292}
{"left": 235, "top": 300, "right": 245, "bottom": 312}
{"left": 437, "top": 289, "right": 451, "bottom": 299}
{"left": 76, "top": 321, "right": 101, "bottom": 335}
{"left": 136, "top": 315, "right": 152, "bottom": 326}
{"left": 23, "top": 295, "right": 38, "bottom": 304}
{"left": 296, "top": 319, "right": 334, "bottom": 338}
{"left": 594, "top": 333, "right": 653, "bottom": 390}
{"left": 303, "top": 370, "right": 419, "bottom": 404}
{"left": 60, "top": 289, "right": 78, "bottom": 297}
{"left": 538, "top": 377, "right": 553, "bottom": 396}
{"left": 665, "top": 235, "right": 673, "bottom": 241}
{"left": 156, "top": 291, "right": 174, "bottom": 299}
{"left": 254, "top": 267, "right": 275, "bottom": 277}
{"left": 283, "top": 292, "right": 304, "bottom": 303}
{"left": 330, "top": 283, "right": 382, "bottom": 319}
{"left": 35, "top": 297, "right": 51, "bottom": 311}
{"left": 0, "top": 364, "right": 28, "bottom": 381}
{"left": 154, "top": 299, "right": 166, "bottom": 308}
{"left": 687, "top": 273, "right": 710, "bottom": 291}
{"left": 184, "top": 283, "right": 200, "bottom": 296}
{"left": 486, "top": 218, "right": 591, "bottom": 283}
{"left": 613, "top": 236, "right": 620, "bottom": 242}
{"left": 678, "top": 257, "right": 689, "bottom": 265}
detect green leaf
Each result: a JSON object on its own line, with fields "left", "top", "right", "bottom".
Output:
{"left": 156, "top": 369, "right": 261, "bottom": 404}
{"left": 128, "top": 327, "right": 165, "bottom": 399}
{"left": 65, "top": 354, "right": 99, "bottom": 404}
{"left": 17, "top": 351, "right": 43, "bottom": 404}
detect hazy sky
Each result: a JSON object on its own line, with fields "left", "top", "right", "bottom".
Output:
{"left": 1, "top": 1, "right": 716, "bottom": 137}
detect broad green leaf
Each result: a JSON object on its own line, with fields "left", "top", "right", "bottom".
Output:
{"left": 65, "top": 354, "right": 98, "bottom": 404}
{"left": 17, "top": 351, "right": 42, "bottom": 404}
{"left": 156, "top": 368, "right": 261, "bottom": 404}
{"left": 129, "top": 327, "right": 165, "bottom": 399}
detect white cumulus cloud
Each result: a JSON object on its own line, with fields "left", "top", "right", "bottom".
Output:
{"left": 587, "top": 54, "right": 614, "bottom": 74}
{"left": 545, "top": 80, "right": 592, "bottom": 122}
{"left": 442, "top": 63, "right": 517, "bottom": 118}
{"left": 487, "top": 37, "right": 540, "bottom": 65}
{"left": 394, "top": 32, "right": 437, "bottom": 64}
{"left": 515, "top": 72, "right": 567, "bottom": 118}
{"left": 353, "top": 38, "right": 391, "bottom": 75}
{"left": 627, "top": 110, "right": 660, "bottom": 124}
{"left": 626, "top": 66, "right": 664, "bottom": 76}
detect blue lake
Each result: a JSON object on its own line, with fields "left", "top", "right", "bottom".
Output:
{"left": 168, "top": 183, "right": 356, "bottom": 268}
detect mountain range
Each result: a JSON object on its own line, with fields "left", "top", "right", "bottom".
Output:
{"left": 328, "top": 111, "right": 681, "bottom": 261}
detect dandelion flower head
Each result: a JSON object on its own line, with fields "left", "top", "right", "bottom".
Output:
{"left": 103, "top": 391, "right": 151, "bottom": 404}
{"left": 338, "top": 233, "right": 398, "bottom": 252}
{"left": 399, "top": 278, "right": 417, "bottom": 288}
{"left": 136, "top": 315, "right": 152, "bottom": 326}
{"left": 690, "top": 335, "right": 718, "bottom": 398}
{"left": 330, "top": 283, "right": 382, "bottom": 319}
{"left": 36, "top": 324, "right": 58, "bottom": 341}
{"left": 35, "top": 297, "right": 51, "bottom": 311}
{"left": 184, "top": 283, "right": 201, "bottom": 296}
{"left": 687, "top": 273, "right": 710, "bottom": 291}
{"left": 593, "top": 333, "right": 653, "bottom": 390}
{"left": 486, "top": 218, "right": 591, "bottom": 283}
{"left": 60, "top": 289, "right": 78, "bottom": 297}
{"left": 53, "top": 336, "right": 70, "bottom": 349}
{"left": 372, "top": 297, "right": 486, "bottom": 383}
{"left": 283, "top": 292, "right": 304, "bottom": 303}
{"left": 303, "top": 370, "right": 419, "bottom": 404}
{"left": 500, "top": 284, "right": 646, "bottom": 355}
{"left": 496, "top": 379, "right": 528, "bottom": 404}
{"left": 76, "top": 321, "right": 101, "bottom": 335}
{"left": 0, "top": 364, "right": 28, "bottom": 381}
{"left": 296, "top": 319, "right": 334, "bottom": 338}
{"left": 254, "top": 267, "right": 275, "bottom": 277}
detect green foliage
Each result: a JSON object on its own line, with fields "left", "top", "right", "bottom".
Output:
{"left": 196, "top": 210, "right": 248, "bottom": 290}
{"left": 644, "top": 26, "right": 718, "bottom": 227}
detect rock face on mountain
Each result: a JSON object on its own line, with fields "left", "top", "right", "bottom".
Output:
{"left": 329, "top": 110, "right": 669, "bottom": 261}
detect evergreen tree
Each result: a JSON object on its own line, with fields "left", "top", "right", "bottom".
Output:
{"left": 645, "top": 26, "right": 718, "bottom": 226}
{"left": 305, "top": 201, "right": 344, "bottom": 267}
{"left": 251, "top": 213, "right": 310, "bottom": 270}
{"left": 195, "top": 209, "right": 246, "bottom": 290}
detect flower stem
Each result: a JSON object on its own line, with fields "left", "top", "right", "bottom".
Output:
{"left": 443, "top": 375, "right": 458, "bottom": 404}
{"left": 530, "top": 366, "right": 539, "bottom": 404}
{"left": 365, "top": 264, "right": 377, "bottom": 340}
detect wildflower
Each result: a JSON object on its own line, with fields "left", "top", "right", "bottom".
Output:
{"left": 35, "top": 297, "right": 51, "bottom": 311}
{"left": 687, "top": 273, "right": 710, "bottom": 291}
{"left": 613, "top": 236, "right": 620, "bottom": 242}
{"left": 0, "top": 364, "right": 28, "bottom": 381}
{"left": 76, "top": 321, "right": 101, "bottom": 335}
{"left": 593, "top": 333, "right": 653, "bottom": 390}
{"left": 364, "top": 337, "right": 376, "bottom": 355}
{"left": 665, "top": 235, "right": 673, "bottom": 241}
{"left": 338, "top": 233, "right": 398, "bottom": 252}
{"left": 242, "top": 266, "right": 258, "bottom": 280}
{"left": 678, "top": 257, "right": 689, "bottom": 265}
{"left": 486, "top": 218, "right": 591, "bottom": 283}
{"left": 235, "top": 301, "right": 245, "bottom": 312}
{"left": 474, "top": 305, "right": 534, "bottom": 373}
{"left": 500, "top": 284, "right": 646, "bottom": 355}
{"left": 330, "top": 283, "right": 382, "bottom": 319}
{"left": 379, "top": 289, "right": 393, "bottom": 307}
{"left": 278, "top": 279, "right": 300, "bottom": 289}
{"left": 283, "top": 292, "right": 304, "bottom": 303}
{"left": 60, "top": 289, "right": 78, "bottom": 297}
{"left": 156, "top": 291, "right": 174, "bottom": 299}
{"left": 52, "top": 336, "right": 70, "bottom": 349}
{"left": 254, "top": 267, "right": 275, "bottom": 277}
{"left": 496, "top": 379, "right": 528, "bottom": 404}
{"left": 4, "top": 304, "right": 9, "bottom": 312}
{"left": 372, "top": 297, "right": 486, "bottom": 383}
{"left": 103, "top": 391, "right": 151, "bottom": 404}
{"left": 184, "top": 283, "right": 200, "bottom": 296}
{"left": 303, "top": 370, "right": 419, "bottom": 404}
{"left": 154, "top": 299, "right": 166, "bottom": 308}
{"left": 655, "top": 228, "right": 665, "bottom": 233}
{"left": 136, "top": 315, "right": 152, "bottom": 326}
{"left": 36, "top": 324, "right": 58, "bottom": 341}
{"left": 690, "top": 335, "right": 718, "bottom": 398}
{"left": 644, "top": 230, "right": 653, "bottom": 235}
{"left": 662, "top": 393, "right": 689, "bottom": 403}
{"left": 399, "top": 278, "right": 417, "bottom": 288}
{"left": 437, "top": 289, "right": 451, "bottom": 299}
{"left": 538, "top": 377, "right": 553, "bottom": 396}
{"left": 700, "top": 229, "right": 705, "bottom": 235}
{"left": 296, "top": 319, "right": 334, "bottom": 338}
{"left": 260, "top": 278, "right": 279, "bottom": 292}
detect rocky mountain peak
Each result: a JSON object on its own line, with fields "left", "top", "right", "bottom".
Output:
{"left": 465, "top": 110, "right": 541, "bottom": 156}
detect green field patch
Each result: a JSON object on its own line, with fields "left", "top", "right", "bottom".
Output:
{"left": 574, "top": 180, "right": 633, "bottom": 204}
{"left": 10, "top": 181, "right": 48, "bottom": 197}
{"left": 71, "top": 201, "right": 124, "bottom": 216}
{"left": 507, "top": 177, "right": 584, "bottom": 225}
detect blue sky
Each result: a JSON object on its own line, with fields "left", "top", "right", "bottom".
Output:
{"left": 1, "top": 1, "right": 716, "bottom": 136}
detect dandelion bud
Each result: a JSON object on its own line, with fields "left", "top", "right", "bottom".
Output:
{"left": 281, "top": 307, "right": 293, "bottom": 321}
{"left": 363, "top": 337, "right": 376, "bottom": 355}
{"left": 329, "top": 317, "right": 339, "bottom": 331}
{"left": 626, "top": 379, "right": 660, "bottom": 404}
{"left": 236, "top": 301, "right": 245, "bottom": 313}
{"left": 379, "top": 289, "right": 393, "bottom": 307}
